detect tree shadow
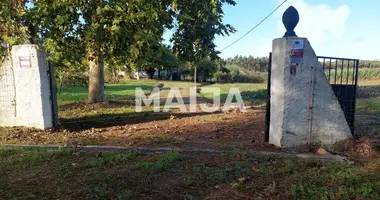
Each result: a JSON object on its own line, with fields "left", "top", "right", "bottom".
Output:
{"left": 59, "top": 110, "right": 221, "bottom": 131}
{"left": 357, "top": 84, "right": 380, "bottom": 99}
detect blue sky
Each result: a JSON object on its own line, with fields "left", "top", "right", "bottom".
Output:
{"left": 166, "top": 0, "right": 380, "bottom": 60}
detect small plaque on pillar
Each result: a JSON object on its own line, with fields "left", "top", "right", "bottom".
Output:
{"left": 290, "top": 63, "right": 297, "bottom": 75}
{"left": 19, "top": 56, "right": 31, "bottom": 68}
{"left": 292, "top": 40, "right": 304, "bottom": 49}
{"left": 291, "top": 49, "right": 304, "bottom": 58}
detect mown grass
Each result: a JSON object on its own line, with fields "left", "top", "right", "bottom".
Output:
{"left": 57, "top": 77, "right": 380, "bottom": 112}
{"left": 357, "top": 97, "right": 380, "bottom": 115}
{"left": 58, "top": 80, "right": 197, "bottom": 105}
{"left": 1, "top": 147, "right": 379, "bottom": 199}
{"left": 58, "top": 81, "right": 156, "bottom": 105}
{"left": 200, "top": 83, "right": 267, "bottom": 106}
{"left": 357, "top": 80, "right": 380, "bottom": 115}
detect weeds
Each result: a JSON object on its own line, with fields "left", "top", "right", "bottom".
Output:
{"left": 86, "top": 151, "right": 137, "bottom": 167}
{"left": 136, "top": 152, "right": 181, "bottom": 172}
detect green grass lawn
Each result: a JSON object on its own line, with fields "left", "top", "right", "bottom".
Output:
{"left": 200, "top": 83, "right": 267, "bottom": 106}
{"left": 58, "top": 80, "right": 198, "bottom": 105}
{"left": 1, "top": 147, "right": 379, "bottom": 200}
{"left": 58, "top": 80, "right": 160, "bottom": 105}
{"left": 357, "top": 80, "right": 380, "bottom": 115}
{"left": 58, "top": 79, "right": 380, "bottom": 113}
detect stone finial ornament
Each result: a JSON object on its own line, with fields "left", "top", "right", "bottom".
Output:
{"left": 282, "top": 6, "right": 299, "bottom": 37}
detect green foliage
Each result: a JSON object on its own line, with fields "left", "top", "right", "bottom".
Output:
{"left": 196, "top": 59, "right": 219, "bottom": 82}
{"left": 136, "top": 152, "right": 181, "bottom": 172}
{"left": 2, "top": 0, "right": 236, "bottom": 101}
{"left": 225, "top": 55, "right": 269, "bottom": 72}
{"left": 224, "top": 64, "right": 266, "bottom": 83}
{"left": 0, "top": 0, "right": 29, "bottom": 62}
{"left": 359, "top": 60, "right": 380, "bottom": 68}
{"left": 171, "top": 0, "right": 237, "bottom": 62}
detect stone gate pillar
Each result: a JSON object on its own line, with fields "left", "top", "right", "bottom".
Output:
{"left": 0, "top": 44, "right": 58, "bottom": 130}
{"left": 269, "top": 6, "right": 352, "bottom": 150}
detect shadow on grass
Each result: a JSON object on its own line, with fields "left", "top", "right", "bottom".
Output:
{"left": 60, "top": 110, "right": 221, "bottom": 131}
{"left": 357, "top": 84, "right": 380, "bottom": 99}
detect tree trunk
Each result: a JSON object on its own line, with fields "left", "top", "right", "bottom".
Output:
{"left": 111, "top": 63, "right": 117, "bottom": 79}
{"left": 146, "top": 67, "right": 155, "bottom": 79}
{"left": 87, "top": 47, "right": 105, "bottom": 103}
{"left": 157, "top": 69, "right": 161, "bottom": 80}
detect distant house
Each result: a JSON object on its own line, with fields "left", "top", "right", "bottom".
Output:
{"left": 131, "top": 70, "right": 148, "bottom": 79}
{"left": 127, "top": 69, "right": 184, "bottom": 80}
{"left": 154, "top": 69, "right": 184, "bottom": 81}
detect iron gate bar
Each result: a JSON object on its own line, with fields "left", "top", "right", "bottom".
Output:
{"left": 340, "top": 60, "right": 344, "bottom": 85}
{"left": 334, "top": 59, "right": 338, "bottom": 84}
{"left": 264, "top": 52, "right": 272, "bottom": 142}
{"left": 346, "top": 61, "right": 350, "bottom": 85}
{"left": 328, "top": 59, "right": 332, "bottom": 83}
{"left": 47, "top": 61, "right": 59, "bottom": 128}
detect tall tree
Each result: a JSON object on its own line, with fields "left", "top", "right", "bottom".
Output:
{"left": 0, "top": 0, "right": 29, "bottom": 61}
{"left": 171, "top": 0, "right": 236, "bottom": 62}
{"left": 26, "top": 0, "right": 173, "bottom": 103}
{"left": 2, "top": 0, "right": 236, "bottom": 103}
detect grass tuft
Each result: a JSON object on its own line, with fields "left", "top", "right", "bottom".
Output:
{"left": 136, "top": 152, "right": 181, "bottom": 172}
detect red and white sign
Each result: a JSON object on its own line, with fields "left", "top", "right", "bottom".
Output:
{"left": 291, "top": 49, "right": 304, "bottom": 58}
{"left": 19, "top": 56, "right": 31, "bottom": 68}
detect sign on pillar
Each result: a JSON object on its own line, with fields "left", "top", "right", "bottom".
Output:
{"left": 290, "top": 39, "right": 304, "bottom": 75}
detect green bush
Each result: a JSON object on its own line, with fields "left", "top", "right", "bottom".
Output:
{"left": 231, "top": 73, "right": 265, "bottom": 83}
{"left": 60, "top": 74, "right": 88, "bottom": 87}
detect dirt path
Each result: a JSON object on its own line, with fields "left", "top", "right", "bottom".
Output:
{"left": 1, "top": 108, "right": 280, "bottom": 152}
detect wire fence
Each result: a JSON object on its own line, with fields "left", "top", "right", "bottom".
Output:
{"left": 0, "top": 57, "right": 16, "bottom": 119}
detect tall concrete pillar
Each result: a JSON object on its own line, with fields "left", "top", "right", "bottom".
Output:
{"left": 0, "top": 44, "right": 57, "bottom": 130}
{"left": 269, "top": 6, "right": 352, "bottom": 151}
{"left": 269, "top": 37, "right": 352, "bottom": 150}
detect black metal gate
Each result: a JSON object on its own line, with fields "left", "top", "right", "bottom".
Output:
{"left": 47, "top": 61, "right": 59, "bottom": 128}
{"left": 318, "top": 56, "right": 359, "bottom": 134}
{"left": 265, "top": 54, "right": 360, "bottom": 141}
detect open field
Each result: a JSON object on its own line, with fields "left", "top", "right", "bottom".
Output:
{"left": 1, "top": 147, "right": 380, "bottom": 200}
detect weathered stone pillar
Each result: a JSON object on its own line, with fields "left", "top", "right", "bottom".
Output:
{"left": 269, "top": 7, "right": 352, "bottom": 150}
{"left": 0, "top": 44, "right": 57, "bottom": 130}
